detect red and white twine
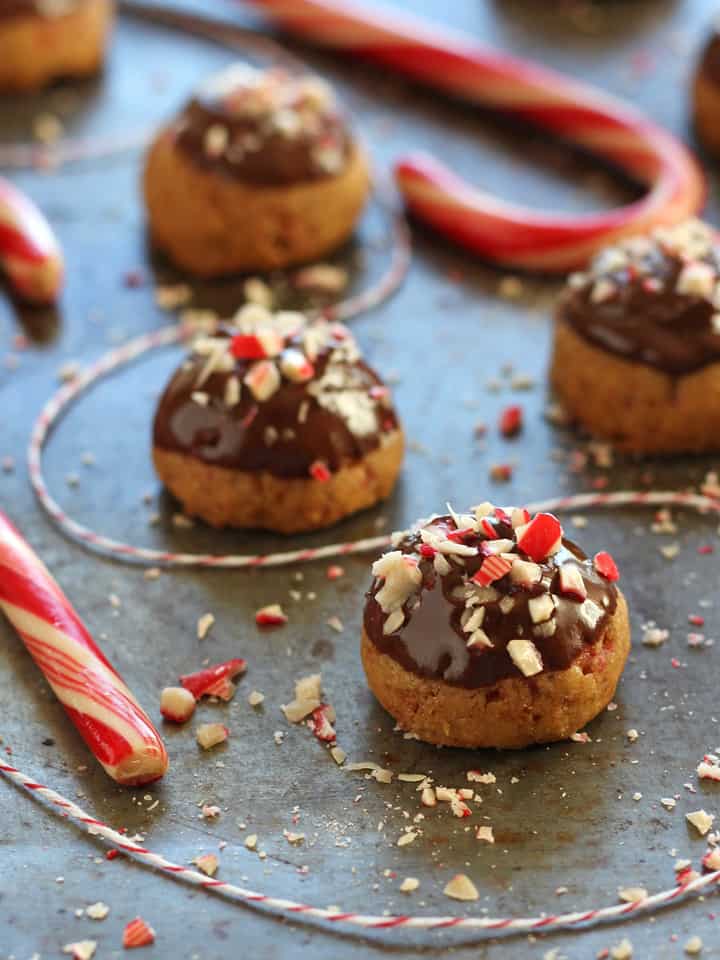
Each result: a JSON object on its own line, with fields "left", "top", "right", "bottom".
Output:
{"left": 1, "top": 755, "right": 718, "bottom": 940}
{"left": 28, "top": 308, "right": 720, "bottom": 567}
{"left": 28, "top": 201, "right": 409, "bottom": 568}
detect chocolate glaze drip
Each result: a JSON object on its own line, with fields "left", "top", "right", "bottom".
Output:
{"left": 153, "top": 328, "right": 398, "bottom": 478}
{"left": 172, "top": 67, "right": 352, "bottom": 187}
{"left": 697, "top": 31, "right": 720, "bottom": 87}
{"left": 558, "top": 243, "right": 720, "bottom": 376}
{"left": 0, "top": 0, "right": 81, "bottom": 18}
{"left": 364, "top": 515, "right": 618, "bottom": 688}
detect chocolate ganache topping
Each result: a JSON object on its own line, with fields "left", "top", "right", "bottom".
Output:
{"left": 153, "top": 305, "right": 399, "bottom": 479}
{"left": 363, "top": 504, "right": 619, "bottom": 688}
{"left": 697, "top": 26, "right": 720, "bottom": 88}
{"left": 557, "top": 219, "right": 720, "bottom": 376}
{"left": 172, "top": 63, "right": 352, "bottom": 186}
{"left": 0, "top": 0, "right": 81, "bottom": 17}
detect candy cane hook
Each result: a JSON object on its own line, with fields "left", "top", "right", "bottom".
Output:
{"left": 244, "top": 0, "right": 705, "bottom": 272}
{"left": 0, "top": 176, "right": 64, "bottom": 303}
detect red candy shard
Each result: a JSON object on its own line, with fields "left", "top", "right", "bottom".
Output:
{"left": 180, "top": 658, "right": 247, "bottom": 701}
{"left": 594, "top": 550, "right": 620, "bottom": 582}
{"left": 230, "top": 331, "right": 283, "bottom": 360}
{"left": 480, "top": 517, "right": 498, "bottom": 539}
{"left": 123, "top": 917, "right": 155, "bottom": 949}
{"left": 494, "top": 507, "right": 511, "bottom": 524}
{"left": 309, "top": 460, "right": 331, "bottom": 482}
{"left": 499, "top": 404, "right": 523, "bottom": 437}
{"left": 309, "top": 704, "right": 337, "bottom": 742}
{"left": 255, "top": 603, "right": 288, "bottom": 626}
{"left": 447, "top": 527, "right": 475, "bottom": 543}
{"left": 516, "top": 513, "right": 563, "bottom": 562}
{"left": 419, "top": 543, "right": 436, "bottom": 558}
{"left": 473, "top": 554, "right": 512, "bottom": 587}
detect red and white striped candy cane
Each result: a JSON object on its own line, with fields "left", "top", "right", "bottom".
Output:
{"left": 0, "top": 511, "right": 168, "bottom": 785}
{"left": 244, "top": 0, "right": 705, "bottom": 272}
{"left": 0, "top": 176, "right": 64, "bottom": 303}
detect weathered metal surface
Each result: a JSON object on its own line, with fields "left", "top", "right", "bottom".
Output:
{"left": 2, "top": 1, "right": 720, "bottom": 957}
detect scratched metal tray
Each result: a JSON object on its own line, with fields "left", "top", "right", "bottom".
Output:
{"left": 3, "top": 2, "right": 720, "bottom": 958}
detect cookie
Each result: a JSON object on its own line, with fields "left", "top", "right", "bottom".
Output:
{"left": 550, "top": 219, "right": 720, "bottom": 454}
{"left": 361, "top": 503, "right": 629, "bottom": 749}
{"left": 0, "top": 0, "right": 114, "bottom": 93}
{"left": 143, "top": 63, "right": 370, "bottom": 275}
{"left": 152, "top": 306, "right": 403, "bottom": 533}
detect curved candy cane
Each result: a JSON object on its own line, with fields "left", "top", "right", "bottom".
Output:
{"left": 0, "top": 176, "right": 64, "bottom": 303}
{"left": 244, "top": 0, "right": 705, "bottom": 272}
{"left": 0, "top": 511, "right": 168, "bottom": 785}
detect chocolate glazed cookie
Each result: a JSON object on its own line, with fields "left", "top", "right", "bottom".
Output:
{"left": 361, "top": 504, "right": 629, "bottom": 749}
{"left": 153, "top": 306, "right": 404, "bottom": 533}
{"left": 0, "top": 0, "right": 114, "bottom": 93}
{"left": 550, "top": 219, "right": 720, "bottom": 454}
{"left": 143, "top": 64, "right": 370, "bottom": 275}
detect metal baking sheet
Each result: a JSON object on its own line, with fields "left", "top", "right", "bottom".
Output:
{"left": 3, "top": 1, "right": 720, "bottom": 957}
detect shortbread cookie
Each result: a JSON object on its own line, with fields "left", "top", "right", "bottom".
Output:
{"left": 362, "top": 503, "right": 629, "bottom": 749}
{"left": 0, "top": 0, "right": 114, "bottom": 93}
{"left": 551, "top": 219, "right": 720, "bottom": 454}
{"left": 153, "top": 306, "right": 403, "bottom": 533}
{"left": 143, "top": 63, "right": 370, "bottom": 275}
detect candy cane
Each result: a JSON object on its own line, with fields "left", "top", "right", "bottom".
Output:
{"left": 1, "top": 756, "right": 719, "bottom": 941}
{"left": 0, "top": 176, "right": 64, "bottom": 303}
{"left": 244, "top": 0, "right": 705, "bottom": 272}
{"left": 0, "top": 512, "right": 168, "bottom": 785}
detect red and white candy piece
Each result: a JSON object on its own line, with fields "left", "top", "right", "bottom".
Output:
{"left": 159, "top": 686, "right": 196, "bottom": 723}
{"left": 516, "top": 513, "right": 563, "bottom": 562}
{"left": 309, "top": 459, "right": 331, "bottom": 482}
{"left": 472, "top": 554, "right": 512, "bottom": 587}
{"left": 122, "top": 917, "right": 155, "bottom": 949}
{"left": 244, "top": 360, "right": 281, "bottom": 402}
{"left": 499, "top": 405, "right": 523, "bottom": 438}
{"left": 309, "top": 703, "right": 337, "bottom": 742}
{"left": 0, "top": 510, "right": 167, "bottom": 785}
{"left": 231, "top": 330, "right": 284, "bottom": 360}
{"left": 0, "top": 176, "right": 64, "bottom": 303}
{"left": 558, "top": 564, "right": 587, "bottom": 602}
{"left": 247, "top": 0, "right": 704, "bottom": 272}
{"left": 280, "top": 348, "right": 315, "bottom": 382}
{"left": 180, "top": 658, "right": 247, "bottom": 701}
{"left": 594, "top": 551, "right": 620, "bottom": 581}
{"left": 255, "top": 603, "right": 288, "bottom": 626}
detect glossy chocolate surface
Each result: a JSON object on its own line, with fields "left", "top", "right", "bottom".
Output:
{"left": 153, "top": 312, "right": 399, "bottom": 479}
{"left": 172, "top": 64, "right": 352, "bottom": 186}
{"left": 556, "top": 221, "right": 720, "bottom": 376}
{"left": 364, "top": 513, "right": 618, "bottom": 688}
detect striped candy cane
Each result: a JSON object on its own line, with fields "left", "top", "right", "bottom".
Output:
{"left": 0, "top": 176, "right": 64, "bottom": 303}
{"left": 0, "top": 512, "right": 168, "bottom": 785}
{"left": 244, "top": 0, "right": 705, "bottom": 272}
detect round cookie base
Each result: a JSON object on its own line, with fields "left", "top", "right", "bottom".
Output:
{"left": 693, "top": 70, "right": 720, "bottom": 156}
{"left": 360, "top": 592, "right": 630, "bottom": 749}
{"left": 0, "top": 0, "right": 114, "bottom": 93}
{"left": 152, "top": 429, "right": 404, "bottom": 534}
{"left": 550, "top": 318, "right": 720, "bottom": 454}
{"left": 143, "top": 133, "right": 371, "bottom": 275}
